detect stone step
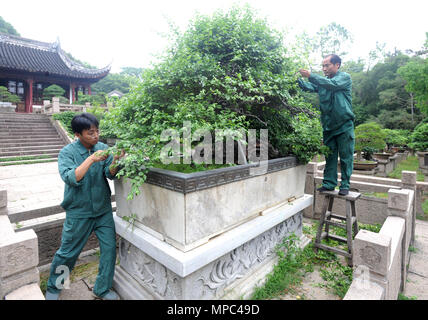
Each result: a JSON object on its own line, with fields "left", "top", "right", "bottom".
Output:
{"left": 0, "top": 123, "right": 52, "bottom": 131}
{"left": 0, "top": 119, "right": 51, "bottom": 124}
{"left": 0, "top": 140, "right": 65, "bottom": 147}
{"left": 0, "top": 144, "right": 64, "bottom": 152}
{"left": 0, "top": 148, "right": 61, "bottom": 157}
{"left": 0, "top": 129, "right": 59, "bottom": 134}
{"left": 0, "top": 153, "right": 59, "bottom": 162}
{"left": 0, "top": 134, "right": 61, "bottom": 140}
{"left": 0, "top": 137, "right": 62, "bottom": 143}
{"left": 0, "top": 157, "right": 58, "bottom": 166}
{"left": 0, "top": 115, "right": 50, "bottom": 121}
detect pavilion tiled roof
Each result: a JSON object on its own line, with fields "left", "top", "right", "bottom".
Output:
{"left": 0, "top": 32, "right": 110, "bottom": 80}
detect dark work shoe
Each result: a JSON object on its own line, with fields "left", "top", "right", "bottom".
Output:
{"left": 339, "top": 189, "right": 349, "bottom": 196}
{"left": 93, "top": 290, "right": 120, "bottom": 300}
{"left": 317, "top": 186, "right": 334, "bottom": 193}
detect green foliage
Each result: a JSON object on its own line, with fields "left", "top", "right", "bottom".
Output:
{"left": 0, "top": 86, "right": 20, "bottom": 103}
{"left": 101, "top": 5, "right": 323, "bottom": 199}
{"left": 388, "top": 155, "right": 425, "bottom": 181}
{"left": 91, "top": 73, "right": 134, "bottom": 95}
{"left": 74, "top": 92, "right": 106, "bottom": 107}
{"left": 52, "top": 111, "right": 77, "bottom": 136}
{"left": 398, "top": 56, "right": 428, "bottom": 117}
{"left": 43, "top": 84, "right": 66, "bottom": 100}
{"left": 0, "top": 16, "right": 20, "bottom": 36}
{"left": 382, "top": 128, "right": 409, "bottom": 147}
{"left": 409, "top": 122, "right": 428, "bottom": 151}
{"left": 355, "top": 122, "right": 387, "bottom": 154}
{"left": 314, "top": 22, "right": 353, "bottom": 59}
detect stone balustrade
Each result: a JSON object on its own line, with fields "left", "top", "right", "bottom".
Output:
{"left": 0, "top": 190, "right": 44, "bottom": 300}
{"left": 344, "top": 188, "right": 414, "bottom": 300}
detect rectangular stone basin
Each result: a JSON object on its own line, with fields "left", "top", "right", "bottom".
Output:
{"left": 114, "top": 157, "right": 306, "bottom": 251}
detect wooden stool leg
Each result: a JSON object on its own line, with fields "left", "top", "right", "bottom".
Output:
{"left": 345, "top": 200, "right": 353, "bottom": 267}
{"left": 351, "top": 200, "right": 359, "bottom": 237}
{"left": 315, "top": 195, "right": 330, "bottom": 253}
{"left": 324, "top": 196, "right": 335, "bottom": 237}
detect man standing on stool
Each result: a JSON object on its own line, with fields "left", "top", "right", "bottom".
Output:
{"left": 298, "top": 54, "right": 354, "bottom": 196}
{"left": 45, "top": 113, "right": 124, "bottom": 300}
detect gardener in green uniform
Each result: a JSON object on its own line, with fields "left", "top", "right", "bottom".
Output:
{"left": 45, "top": 113, "right": 124, "bottom": 300}
{"left": 297, "top": 54, "right": 354, "bottom": 196}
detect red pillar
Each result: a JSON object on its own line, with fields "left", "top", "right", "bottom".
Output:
{"left": 71, "top": 83, "right": 76, "bottom": 102}
{"left": 25, "top": 78, "right": 33, "bottom": 113}
{"left": 88, "top": 85, "right": 91, "bottom": 95}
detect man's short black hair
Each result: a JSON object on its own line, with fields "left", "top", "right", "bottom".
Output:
{"left": 325, "top": 54, "right": 342, "bottom": 67}
{"left": 71, "top": 113, "right": 99, "bottom": 134}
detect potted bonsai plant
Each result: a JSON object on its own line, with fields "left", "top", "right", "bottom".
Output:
{"left": 354, "top": 122, "right": 386, "bottom": 170}
{"left": 409, "top": 121, "right": 428, "bottom": 169}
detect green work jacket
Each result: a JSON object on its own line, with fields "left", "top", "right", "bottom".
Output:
{"left": 58, "top": 139, "right": 115, "bottom": 219}
{"left": 298, "top": 71, "right": 354, "bottom": 134}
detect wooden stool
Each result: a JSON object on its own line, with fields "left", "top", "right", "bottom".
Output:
{"left": 314, "top": 190, "right": 361, "bottom": 266}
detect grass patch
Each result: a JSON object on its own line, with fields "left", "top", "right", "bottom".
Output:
{"left": 0, "top": 159, "right": 57, "bottom": 166}
{"left": 250, "top": 231, "right": 354, "bottom": 300}
{"left": 0, "top": 155, "right": 51, "bottom": 162}
{"left": 398, "top": 293, "right": 417, "bottom": 300}
{"left": 362, "top": 192, "right": 388, "bottom": 199}
{"left": 388, "top": 156, "right": 425, "bottom": 181}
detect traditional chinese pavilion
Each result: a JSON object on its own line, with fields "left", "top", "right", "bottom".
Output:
{"left": 0, "top": 32, "right": 110, "bottom": 113}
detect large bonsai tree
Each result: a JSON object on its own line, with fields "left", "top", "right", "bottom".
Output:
{"left": 101, "top": 6, "right": 323, "bottom": 198}
{"left": 355, "top": 122, "right": 387, "bottom": 160}
{"left": 409, "top": 121, "right": 428, "bottom": 152}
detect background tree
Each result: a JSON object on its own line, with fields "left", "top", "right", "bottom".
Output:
{"left": 43, "top": 84, "right": 66, "bottom": 100}
{"left": 355, "top": 122, "right": 387, "bottom": 160}
{"left": 314, "top": 22, "right": 353, "bottom": 60}
{"left": 398, "top": 55, "right": 428, "bottom": 117}
{"left": 101, "top": 5, "right": 324, "bottom": 198}
{"left": 0, "top": 16, "right": 20, "bottom": 36}
{"left": 0, "top": 86, "right": 20, "bottom": 103}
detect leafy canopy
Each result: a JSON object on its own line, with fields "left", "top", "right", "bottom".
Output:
{"left": 101, "top": 5, "right": 323, "bottom": 198}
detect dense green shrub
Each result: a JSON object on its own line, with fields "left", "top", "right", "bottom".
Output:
{"left": 101, "top": 6, "right": 323, "bottom": 198}
{"left": 409, "top": 122, "right": 428, "bottom": 151}
{"left": 0, "top": 86, "right": 20, "bottom": 103}
{"left": 382, "top": 128, "right": 409, "bottom": 148}
{"left": 52, "top": 111, "right": 77, "bottom": 136}
{"left": 43, "top": 85, "right": 66, "bottom": 100}
{"left": 355, "top": 122, "right": 387, "bottom": 160}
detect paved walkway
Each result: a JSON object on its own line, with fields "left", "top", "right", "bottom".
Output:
{"left": 1, "top": 162, "right": 427, "bottom": 300}
{"left": 0, "top": 162, "right": 114, "bottom": 215}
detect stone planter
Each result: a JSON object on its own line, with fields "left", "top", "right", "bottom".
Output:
{"left": 373, "top": 153, "right": 392, "bottom": 161}
{"left": 115, "top": 157, "right": 307, "bottom": 251}
{"left": 112, "top": 157, "right": 312, "bottom": 300}
{"left": 0, "top": 102, "right": 16, "bottom": 113}
{"left": 353, "top": 161, "right": 378, "bottom": 171}
{"left": 416, "top": 151, "right": 428, "bottom": 168}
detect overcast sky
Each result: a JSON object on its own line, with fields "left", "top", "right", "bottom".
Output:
{"left": 1, "top": 0, "right": 427, "bottom": 73}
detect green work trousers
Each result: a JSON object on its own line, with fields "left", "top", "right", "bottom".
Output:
{"left": 46, "top": 212, "right": 116, "bottom": 298}
{"left": 322, "top": 128, "right": 355, "bottom": 190}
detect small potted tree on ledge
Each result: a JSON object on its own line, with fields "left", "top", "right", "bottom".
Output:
{"left": 383, "top": 129, "right": 409, "bottom": 154}
{"left": 409, "top": 121, "right": 428, "bottom": 169}
{"left": 354, "top": 122, "right": 386, "bottom": 170}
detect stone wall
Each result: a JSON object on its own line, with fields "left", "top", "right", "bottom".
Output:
{"left": 344, "top": 188, "right": 414, "bottom": 300}
{"left": 0, "top": 190, "right": 44, "bottom": 299}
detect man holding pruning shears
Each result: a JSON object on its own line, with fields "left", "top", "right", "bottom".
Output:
{"left": 297, "top": 54, "right": 355, "bottom": 196}
{"left": 45, "top": 112, "right": 125, "bottom": 300}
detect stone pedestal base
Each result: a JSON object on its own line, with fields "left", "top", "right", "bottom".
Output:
{"left": 113, "top": 195, "right": 313, "bottom": 300}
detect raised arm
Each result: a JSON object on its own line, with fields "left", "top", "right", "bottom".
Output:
{"left": 308, "top": 72, "right": 351, "bottom": 91}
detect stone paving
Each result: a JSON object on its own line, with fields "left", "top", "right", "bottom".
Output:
{"left": 1, "top": 162, "right": 427, "bottom": 300}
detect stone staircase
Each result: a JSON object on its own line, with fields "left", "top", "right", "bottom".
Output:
{"left": 0, "top": 113, "right": 66, "bottom": 166}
